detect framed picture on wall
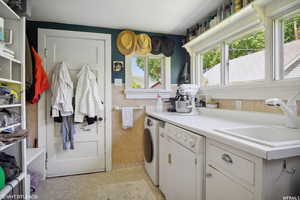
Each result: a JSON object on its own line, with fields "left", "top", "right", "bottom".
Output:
{"left": 113, "top": 61, "right": 124, "bottom": 72}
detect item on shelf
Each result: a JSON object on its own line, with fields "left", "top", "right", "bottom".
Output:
{"left": 0, "top": 108, "right": 21, "bottom": 128}
{"left": 117, "top": 30, "right": 137, "bottom": 55}
{"left": 0, "top": 152, "right": 21, "bottom": 182}
{"left": 161, "top": 37, "right": 176, "bottom": 57}
{"left": 0, "top": 129, "right": 28, "bottom": 144}
{"left": 4, "top": 29, "right": 13, "bottom": 45}
{"left": 234, "top": 0, "right": 242, "bottom": 12}
{"left": 0, "top": 46, "right": 15, "bottom": 58}
{"left": 151, "top": 36, "right": 163, "bottom": 55}
{"left": 0, "top": 166, "right": 5, "bottom": 190}
{"left": 28, "top": 169, "right": 43, "bottom": 193}
{"left": 0, "top": 85, "right": 19, "bottom": 105}
{"left": 135, "top": 33, "right": 152, "bottom": 55}
{"left": 7, "top": 0, "right": 32, "bottom": 17}
{"left": 0, "top": 17, "right": 4, "bottom": 42}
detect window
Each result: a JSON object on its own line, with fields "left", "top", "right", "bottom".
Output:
{"left": 227, "top": 30, "right": 265, "bottom": 83}
{"left": 280, "top": 11, "right": 300, "bottom": 80}
{"left": 125, "top": 54, "right": 171, "bottom": 99}
{"left": 200, "top": 45, "right": 221, "bottom": 87}
{"left": 186, "top": 1, "right": 300, "bottom": 99}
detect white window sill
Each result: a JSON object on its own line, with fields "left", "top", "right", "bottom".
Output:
{"left": 199, "top": 79, "right": 300, "bottom": 100}
{"left": 124, "top": 89, "right": 172, "bottom": 99}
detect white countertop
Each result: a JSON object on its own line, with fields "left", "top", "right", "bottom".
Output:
{"left": 146, "top": 108, "right": 300, "bottom": 160}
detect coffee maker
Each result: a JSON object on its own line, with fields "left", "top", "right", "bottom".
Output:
{"left": 175, "top": 84, "right": 199, "bottom": 114}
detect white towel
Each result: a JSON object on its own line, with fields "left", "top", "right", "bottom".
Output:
{"left": 121, "top": 107, "right": 133, "bottom": 129}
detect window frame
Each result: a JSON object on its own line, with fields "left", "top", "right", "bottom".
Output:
{"left": 124, "top": 53, "right": 171, "bottom": 99}
{"left": 192, "top": 2, "right": 300, "bottom": 100}
{"left": 274, "top": 9, "right": 300, "bottom": 82}
{"left": 199, "top": 44, "right": 222, "bottom": 88}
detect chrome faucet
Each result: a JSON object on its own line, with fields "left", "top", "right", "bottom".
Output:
{"left": 265, "top": 92, "right": 299, "bottom": 129}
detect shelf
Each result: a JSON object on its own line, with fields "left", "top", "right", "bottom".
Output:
{"left": 0, "top": 139, "right": 20, "bottom": 152}
{"left": 0, "top": 123, "right": 21, "bottom": 132}
{"left": 0, "top": 78, "right": 21, "bottom": 84}
{"left": 0, "top": 104, "right": 21, "bottom": 108}
{"left": 0, "top": 52, "right": 21, "bottom": 64}
{"left": 0, "top": 0, "right": 20, "bottom": 20}
{"left": 0, "top": 172, "right": 25, "bottom": 199}
{"left": 27, "top": 148, "right": 44, "bottom": 166}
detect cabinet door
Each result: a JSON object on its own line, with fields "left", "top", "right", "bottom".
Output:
{"left": 169, "top": 139, "right": 197, "bottom": 200}
{"left": 159, "top": 130, "right": 170, "bottom": 198}
{"left": 206, "top": 164, "right": 253, "bottom": 200}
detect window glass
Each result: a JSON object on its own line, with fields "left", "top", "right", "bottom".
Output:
{"left": 148, "top": 57, "right": 162, "bottom": 89}
{"left": 228, "top": 30, "right": 265, "bottom": 83}
{"left": 283, "top": 13, "right": 300, "bottom": 79}
{"left": 130, "top": 56, "right": 145, "bottom": 88}
{"left": 201, "top": 46, "right": 221, "bottom": 86}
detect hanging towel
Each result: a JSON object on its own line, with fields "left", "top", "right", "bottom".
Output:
{"left": 121, "top": 107, "right": 133, "bottom": 129}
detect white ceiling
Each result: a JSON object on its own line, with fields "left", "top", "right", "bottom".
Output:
{"left": 30, "top": 0, "right": 223, "bottom": 35}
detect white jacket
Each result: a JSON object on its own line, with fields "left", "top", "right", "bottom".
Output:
{"left": 74, "top": 65, "right": 104, "bottom": 122}
{"left": 51, "top": 62, "right": 74, "bottom": 117}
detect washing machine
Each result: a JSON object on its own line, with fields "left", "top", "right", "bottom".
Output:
{"left": 144, "top": 116, "right": 161, "bottom": 186}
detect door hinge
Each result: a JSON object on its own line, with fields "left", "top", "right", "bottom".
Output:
{"left": 168, "top": 153, "right": 172, "bottom": 164}
{"left": 44, "top": 48, "right": 48, "bottom": 58}
{"left": 45, "top": 152, "right": 48, "bottom": 170}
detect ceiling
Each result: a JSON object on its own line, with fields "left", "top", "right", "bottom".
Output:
{"left": 30, "top": 0, "right": 223, "bottom": 35}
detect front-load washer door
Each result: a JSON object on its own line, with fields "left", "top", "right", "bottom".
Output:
{"left": 144, "top": 128, "right": 153, "bottom": 163}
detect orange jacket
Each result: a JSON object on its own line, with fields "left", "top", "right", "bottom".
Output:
{"left": 31, "top": 47, "right": 50, "bottom": 104}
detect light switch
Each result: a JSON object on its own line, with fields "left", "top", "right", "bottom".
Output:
{"left": 114, "top": 78, "right": 123, "bottom": 86}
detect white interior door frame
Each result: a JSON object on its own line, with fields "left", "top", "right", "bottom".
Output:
{"left": 37, "top": 28, "right": 112, "bottom": 171}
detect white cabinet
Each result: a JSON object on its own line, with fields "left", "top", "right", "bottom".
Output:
{"left": 206, "top": 164, "right": 253, "bottom": 200}
{"left": 159, "top": 127, "right": 197, "bottom": 200}
{"left": 206, "top": 139, "right": 300, "bottom": 200}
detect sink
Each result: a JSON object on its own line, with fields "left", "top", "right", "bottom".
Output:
{"left": 215, "top": 126, "right": 300, "bottom": 147}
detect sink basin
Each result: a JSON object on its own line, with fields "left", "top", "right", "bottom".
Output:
{"left": 215, "top": 126, "right": 300, "bottom": 147}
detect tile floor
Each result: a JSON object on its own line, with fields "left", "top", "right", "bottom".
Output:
{"left": 35, "top": 166, "right": 165, "bottom": 200}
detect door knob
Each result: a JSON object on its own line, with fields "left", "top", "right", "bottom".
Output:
{"left": 206, "top": 173, "right": 212, "bottom": 178}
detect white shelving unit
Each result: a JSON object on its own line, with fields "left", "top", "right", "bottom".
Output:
{"left": 0, "top": 0, "right": 27, "bottom": 199}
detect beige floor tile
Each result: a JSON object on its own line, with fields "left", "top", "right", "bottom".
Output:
{"left": 35, "top": 167, "right": 165, "bottom": 200}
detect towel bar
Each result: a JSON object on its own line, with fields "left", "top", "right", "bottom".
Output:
{"left": 113, "top": 106, "right": 144, "bottom": 110}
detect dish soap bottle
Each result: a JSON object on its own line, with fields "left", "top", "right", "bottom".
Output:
{"left": 156, "top": 94, "right": 163, "bottom": 112}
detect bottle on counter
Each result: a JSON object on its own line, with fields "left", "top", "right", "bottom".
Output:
{"left": 156, "top": 94, "right": 163, "bottom": 112}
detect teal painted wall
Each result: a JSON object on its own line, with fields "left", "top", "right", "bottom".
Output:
{"left": 26, "top": 21, "right": 187, "bottom": 84}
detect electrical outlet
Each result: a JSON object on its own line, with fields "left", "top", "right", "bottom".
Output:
{"left": 114, "top": 78, "right": 123, "bottom": 86}
{"left": 235, "top": 100, "right": 242, "bottom": 110}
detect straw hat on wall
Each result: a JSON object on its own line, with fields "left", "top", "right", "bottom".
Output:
{"left": 136, "top": 33, "right": 152, "bottom": 55}
{"left": 117, "top": 30, "right": 137, "bottom": 55}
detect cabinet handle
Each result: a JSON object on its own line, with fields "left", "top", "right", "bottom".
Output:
{"left": 168, "top": 153, "right": 172, "bottom": 164}
{"left": 222, "top": 153, "right": 233, "bottom": 164}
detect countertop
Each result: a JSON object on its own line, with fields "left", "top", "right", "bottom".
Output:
{"left": 146, "top": 108, "right": 300, "bottom": 160}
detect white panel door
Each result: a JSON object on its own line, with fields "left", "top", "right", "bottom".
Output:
{"left": 39, "top": 29, "right": 110, "bottom": 177}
